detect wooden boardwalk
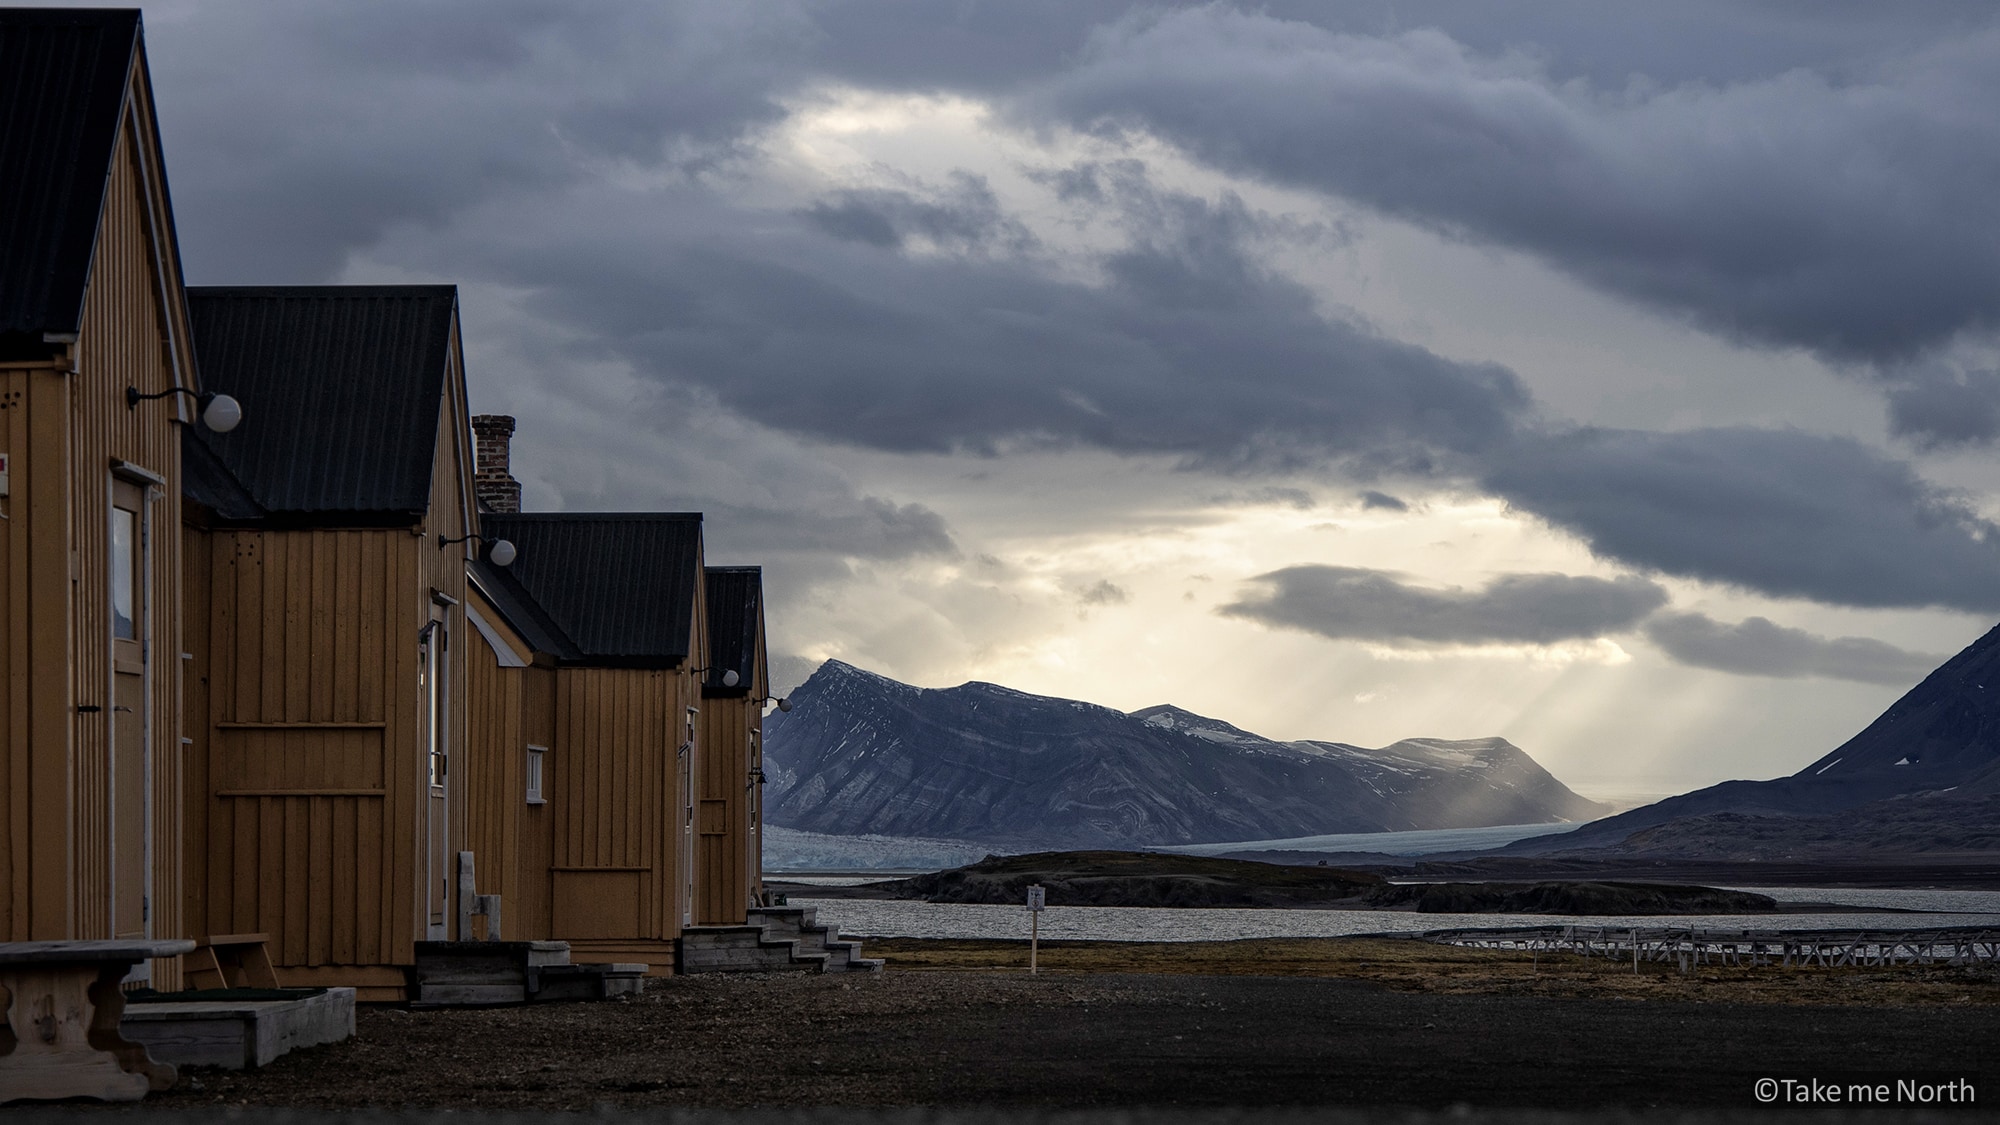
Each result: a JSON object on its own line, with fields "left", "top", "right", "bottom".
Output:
{"left": 1423, "top": 925, "right": 2000, "bottom": 969}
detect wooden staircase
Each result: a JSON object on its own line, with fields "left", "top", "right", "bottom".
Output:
{"left": 679, "top": 905, "right": 883, "bottom": 975}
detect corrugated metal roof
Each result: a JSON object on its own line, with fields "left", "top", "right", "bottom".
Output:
{"left": 703, "top": 566, "right": 762, "bottom": 696}
{"left": 467, "top": 555, "right": 581, "bottom": 663}
{"left": 180, "top": 426, "right": 264, "bottom": 521}
{"left": 186, "top": 286, "right": 457, "bottom": 519}
{"left": 479, "top": 513, "right": 704, "bottom": 666}
{"left": 0, "top": 9, "right": 139, "bottom": 353}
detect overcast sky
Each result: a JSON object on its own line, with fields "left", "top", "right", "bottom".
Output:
{"left": 121, "top": 0, "right": 2000, "bottom": 798}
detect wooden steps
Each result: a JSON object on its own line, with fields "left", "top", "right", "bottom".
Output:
{"left": 183, "top": 933, "right": 282, "bottom": 991}
{"left": 679, "top": 906, "right": 883, "bottom": 974}
{"left": 410, "top": 941, "right": 646, "bottom": 1006}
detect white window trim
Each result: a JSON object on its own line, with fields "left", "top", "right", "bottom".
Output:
{"left": 525, "top": 744, "right": 548, "bottom": 805}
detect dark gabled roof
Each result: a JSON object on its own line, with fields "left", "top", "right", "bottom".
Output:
{"left": 477, "top": 513, "right": 704, "bottom": 666}
{"left": 702, "top": 567, "right": 762, "bottom": 697}
{"left": 0, "top": 9, "right": 141, "bottom": 355}
{"left": 186, "top": 286, "right": 457, "bottom": 520}
{"left": 468, "top": 555, "right": 579, "bottom": 664}
{"left": 180, "top": 426, "right": 264, "bottom": 521}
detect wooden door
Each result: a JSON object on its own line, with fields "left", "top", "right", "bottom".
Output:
{"left": 109, "top": 479, "right": 149, "bottom": 948}
{"left": 420, "top": 612, "right": 451, "bottom": 939}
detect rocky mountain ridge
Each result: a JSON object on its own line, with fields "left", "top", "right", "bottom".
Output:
{"left": 1505, "top": 622, "right": 2000, "bottom": 858}
{"left": 763, "top": 660, "right": 1606, "bottom": 850}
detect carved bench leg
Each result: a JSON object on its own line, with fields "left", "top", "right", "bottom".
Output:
{"left": 0, "top": 966, "right": 153, "bottom": 1102}
{"left": 84, "top": 964, "right": 175, "bottom": 1092}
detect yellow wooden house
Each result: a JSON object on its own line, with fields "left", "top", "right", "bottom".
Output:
{"left": 460, "top": 509, "right": 710, "bottom": 973}
{"left": 179, "top": 285, "right": 482, "bottom": 999}
{"left": 0, "top": 9, "right": 217, "bottom": 989}
{"left": 3, "top": 13, "right": 785, "bottom": 997}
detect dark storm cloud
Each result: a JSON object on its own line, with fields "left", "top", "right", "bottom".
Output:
{"left": 1884, "top": 362, "right": 2000, "bottom": 449}
{"left": 480, "top": 180, "right": 1529, "bottom": 472}
{"left": 1646, "top": 612, "right": 1940, "bottom": 685}
{"left": 1485, "top": 427, "right": 2000, "bottom": 613}
{"left": 148, "top": 1, "right": 816, "bottom": 280}
{"left": 124, "top": 1, "right": 2000, "bottom": 618}
{"left": 800, "top": 173, "right": 1036, "bottom": 255}
{"left": 449, "top": 171, "right": 2000, "bottom": 618}
{"left": 1221, "top": 565, "right": 1668, "bottom": 646}
{"left": 1037, "top": 8, "right": 2000, "bottom": 368}
{"left": 1358, "top": 490, "right": 1408, "bottom": 512}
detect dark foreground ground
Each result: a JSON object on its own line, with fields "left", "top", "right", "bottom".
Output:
{"left": 85, "top": 939, "right": 1999, "bottom": 1116}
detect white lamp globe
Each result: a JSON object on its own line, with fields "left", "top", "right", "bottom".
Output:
{"left": 487, "top": 539, "right": 517, "bottom": 567}
{"left": 202, "top": 393, "right": 242, "bottom": 433}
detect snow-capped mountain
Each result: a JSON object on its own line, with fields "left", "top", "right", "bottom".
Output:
{"left": 762, "top": 660, "right": 1606, "bottom": 850}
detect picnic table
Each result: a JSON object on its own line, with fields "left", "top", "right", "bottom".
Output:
{"left": 0, "top": 939, "right": 196, "bottom": 1102}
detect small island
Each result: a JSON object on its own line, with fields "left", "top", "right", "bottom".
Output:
{"left": 811, "top": 850, "right": 1781, "bottom": 914}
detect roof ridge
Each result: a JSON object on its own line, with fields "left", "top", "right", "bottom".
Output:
{"left": 487, "top": 511, "right": 705, "bottom": 522}
{"left": 186, "top": 284, "right": 457, "bottom": 298}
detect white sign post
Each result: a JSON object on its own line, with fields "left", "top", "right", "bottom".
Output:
{"left": 1025, "top": 884, "right": 1046, "bottom": 974}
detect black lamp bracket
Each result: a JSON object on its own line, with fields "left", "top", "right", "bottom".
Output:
{"left": 126, "top": 385, "right": 213, "bottom": 409}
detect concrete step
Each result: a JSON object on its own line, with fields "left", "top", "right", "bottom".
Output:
{"left": 823, "top": 938, "right": 884, "bottom": 974}
{"left": 745, "top": 905, "right": 818, "bottom": 939}
{"left": 124, "top": 987, "right": 356, "bottom": 1069}
{"left": 412, "top": 939, "right": 642, "bottom": 1006}
{"left": 682, "top": 922, "right": 836, "bottom": 974}
{"left": 528, "top": 962, "right": 647, "bottom": 1001}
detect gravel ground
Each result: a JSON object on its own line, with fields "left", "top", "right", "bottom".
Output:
{"left": 119, "top": 967, "right": 1998, "bottom": 1114}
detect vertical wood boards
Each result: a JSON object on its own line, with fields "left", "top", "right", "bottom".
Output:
{"left": 518, "top": 665, "right": 554, "bottom": 937}
{"left": 1, "top": 62, "right": 193, "bottom": 989}
{"left": 185, "top": 320, "right": 476, "bottom": 977}
{"left": 546, "top": 666, "right": 701, "bottom": 950}
{"left": 693, "top": 583, "right": 767, "bottom": 925}
{"left": 198, "top": 529, "right": 402, "bottom": 968}
{"left": 460, "top": 597, "right": 524, "bottom": 939}
{"left": 693, "top": 702, "right": 750, "bottom": 926}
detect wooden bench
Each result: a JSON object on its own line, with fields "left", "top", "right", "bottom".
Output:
{"left": 0, "top": 939, "right": 196, "bottom": 1102}
{"left": 183, "top": 934, "right": 281, "bottom": 991}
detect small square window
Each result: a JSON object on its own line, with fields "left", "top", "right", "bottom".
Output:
{"left": 526, "top": 745, "right": 548, "bottom": 805}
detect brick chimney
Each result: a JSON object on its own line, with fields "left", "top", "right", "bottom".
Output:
{"left": 471, "top": 414, "right": 522, "bottom": 513}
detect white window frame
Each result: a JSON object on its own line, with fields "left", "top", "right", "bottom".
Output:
{"left": 525, "top": 744, "right": 548, "bottom": 805}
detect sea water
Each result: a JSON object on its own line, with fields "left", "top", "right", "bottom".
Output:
{"left": 796, "top": 888, "right": 2000, "bottom": 942}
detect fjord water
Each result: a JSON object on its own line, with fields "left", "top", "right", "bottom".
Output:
{"left": 798, "top": 888, "right": 2000, "bottom": 943}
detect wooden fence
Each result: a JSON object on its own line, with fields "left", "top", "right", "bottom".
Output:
{"left": 1423, "top": 926, "right": 2000, "bottom": 969}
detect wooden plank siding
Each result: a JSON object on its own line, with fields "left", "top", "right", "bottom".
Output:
{"left": 541, "top": 660, "right": 703, "bottom": 971}
{"left": 695, "top": 573, "right": 768, "bottom": 925}
{"left": 182, "top": 322, "right": 478, "bottom": 992}
{"left": 460, "top": 591, "right": 528, "bottom": 937}
{"left": 549, "top": 668, "right": 671, "bottom": 940}
{"left": 0, "top": 59, "right": 194, "bottom": 989}
{"left": 195, "top": 528, "right": 408, "bottom": 969}
{"left": 517, "top": 663, "right": 555, "bottom": 937}
{"left": 694, "top": 700, "right": 753, "bottom": 925}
